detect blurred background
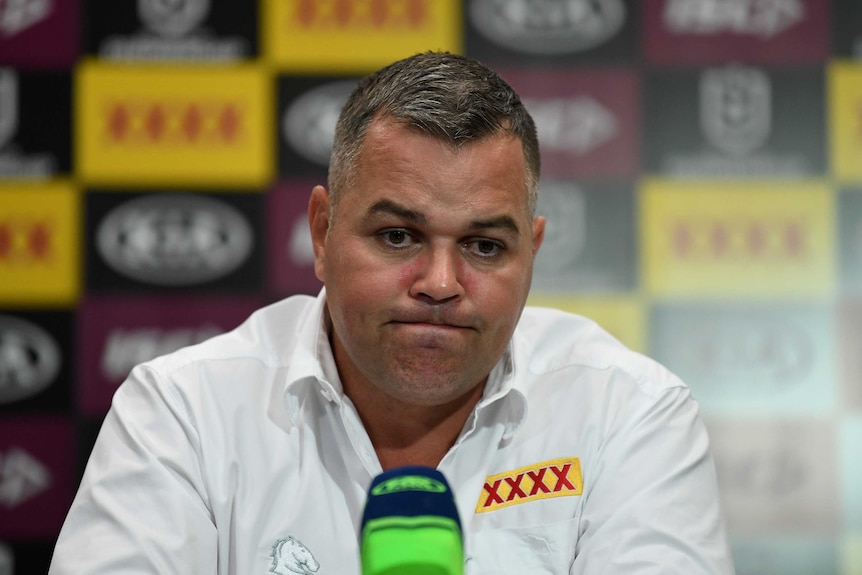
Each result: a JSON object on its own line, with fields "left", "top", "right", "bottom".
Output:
{"left": 0, "top": 0, "right": 860, "bottom": 573}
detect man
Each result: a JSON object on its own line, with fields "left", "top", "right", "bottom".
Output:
{"left": 50, "top": 52, "right": 734, "bottom": 574}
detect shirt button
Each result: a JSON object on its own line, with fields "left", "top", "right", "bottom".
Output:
{"left": 320, "top": 389, "right": 332, "bottom": 401}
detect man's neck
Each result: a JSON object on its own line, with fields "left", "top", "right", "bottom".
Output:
{"left": 347, "top": 379, "right": 486, "bottom": 470}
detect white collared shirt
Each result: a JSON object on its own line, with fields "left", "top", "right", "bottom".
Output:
{"left": 49, "top": 290, "right": 734, "bottom": 574}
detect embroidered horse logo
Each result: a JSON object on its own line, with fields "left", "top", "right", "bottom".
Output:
{"left": 270, "top": 536, "right": 320, "bottom": 574}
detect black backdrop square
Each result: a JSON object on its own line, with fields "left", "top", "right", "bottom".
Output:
{"left": 3, "top": 71, "right": 72, "bottom": 174}
{"left": 85, "top": 191, "right": 265, "bottom": 294}
{"left": 82, "top": 0, "right": 258, "bottom": 58}
{"left": 0, "top": 310, "right": 73, "bottom": 416}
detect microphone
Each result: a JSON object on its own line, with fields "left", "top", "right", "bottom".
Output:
{"left": 360, "top": 466, "right": 464, "bottom": 575}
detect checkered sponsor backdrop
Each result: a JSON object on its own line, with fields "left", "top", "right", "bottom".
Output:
{"left": 0, "top": 0, "right": 860, "bottom": 572}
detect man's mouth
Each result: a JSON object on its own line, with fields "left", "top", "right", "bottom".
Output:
{"left": 389, "top": 317, "right": 474, "bottom": 330}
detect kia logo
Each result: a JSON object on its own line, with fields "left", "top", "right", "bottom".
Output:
{"left": 469, "top": 0, "right": 626, "bottom": 54}
{"left": 0, "top": 315, "right": 61, "bottom": 404}
{"left": 96, "top": 194, "right": 253, "bottom": 286}
{"left": 687, "top": 318, "right": 812, "bottom": 383}
{"left": 716, "top": 448, "right": 806, "bottom": 498}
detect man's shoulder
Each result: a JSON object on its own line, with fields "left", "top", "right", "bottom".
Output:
{"left": 516, "top": 306, "right": 685, "bottom": 396}
{"left": 144, "top": 293, "right": 319, "bottom": 377}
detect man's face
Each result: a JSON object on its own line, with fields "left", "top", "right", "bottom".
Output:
{"left": 309, "top": 118, "right": 545, "bottom": 408}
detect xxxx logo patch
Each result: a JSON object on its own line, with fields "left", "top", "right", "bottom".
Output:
{"left": 476, "top": 457, "right": 583, "bottom": 513}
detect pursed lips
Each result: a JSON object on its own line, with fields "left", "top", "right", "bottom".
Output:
{"left": 386, "top": 322, "right": 473, "bottom": 350}
{"left": 389, "top": 320, "right": 472, "bottom": 330}
{"left": 386, "top": 312, "right": 476, "bottom": 331}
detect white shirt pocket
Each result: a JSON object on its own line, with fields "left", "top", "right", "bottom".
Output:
{"left": 465, "top": 517, "right": 579, "bottom": 575}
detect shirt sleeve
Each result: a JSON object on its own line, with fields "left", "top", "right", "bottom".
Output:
{"left": 571, "top": 382, "right": 735, "bottom": 575}
{"left": 49, "top": 365, "right": 218, "bottom": 575}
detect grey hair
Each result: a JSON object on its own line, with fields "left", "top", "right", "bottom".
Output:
{"left": 327, "top": 51, "right": 540, "bottom": 217}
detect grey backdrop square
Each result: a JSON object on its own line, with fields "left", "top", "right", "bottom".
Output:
{"left": 730, "top": 537, "right": 838, "bottom": 575}
{"left": 832, "top": 0, "right": 862, "bottom": 59}
{"left": 839, "top": 189, "right": 862, "bottom": 295}
{"left": 838, "top": 299, "right": 862, "bottom": 412}
{"left": 531, "top": 180, "right": 635, "bottom": 293}
{"left": 643, "top": 65, "right": 825, "bottom": 178}
{"left": 705, "top": 418, "right": 839, "bottom": 536}
{"left": 650, "top": 302, "right": 835, "bottom": 415}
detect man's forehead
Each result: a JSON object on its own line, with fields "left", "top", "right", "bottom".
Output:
{"left": 340, "top": 117, "right": 532, "bottom": 220}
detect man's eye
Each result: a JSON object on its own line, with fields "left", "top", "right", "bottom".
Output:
{"left": 380, "top": 229, "right": 412, "bottom": 247}
{"left": 466, "top": 239, "right": 504, "bottom": 259}
{"left": 386, "top": 230, "right": 407, "bottom": 244}
{"left": 476, "top": 240, "right": 498, "bottom": 254}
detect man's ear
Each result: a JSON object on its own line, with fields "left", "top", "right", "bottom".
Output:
{"left": 308, "top": 185, "right": 331, "bottom": 282}
{"left": 531, "top": 215, "right": 546, "bottom": 258}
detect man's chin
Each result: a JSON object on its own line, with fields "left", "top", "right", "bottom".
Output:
{"left": 380, "top": 371, "right": 486, "bottom": 408}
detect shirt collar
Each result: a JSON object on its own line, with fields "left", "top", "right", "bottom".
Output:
{"left": 475, "top": 334, "right": 528, "bottom": 441}
{"left": 281, "top": 288, "right": 342, "bottom": 422}
{"left": 281, "top": 288, "right": 529, "bottom": 438}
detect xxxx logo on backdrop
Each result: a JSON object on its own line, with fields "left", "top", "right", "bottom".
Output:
{"left": 0, "top": 183, "right": 79, "bottom": 305}
{"left": 263, "top": 0, "right": 460, "bottom": 72}
{"left": 640, "top": 179, "right": 834, "bottom": 297}
{"left": 830, "top": 62, "right": 862, "bottom": 183}
{"left": 76, "top": 63, "right": 272, "bottom": 187}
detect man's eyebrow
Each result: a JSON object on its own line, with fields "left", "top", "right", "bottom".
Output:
{"left": 468, "top": 215, "right": 521, "bottom": 236}
{"left": 367, "top": 199, "right": 427, "bottom": 225}
{"left": 367, "top": 199, "right": 521, "bottom": 235}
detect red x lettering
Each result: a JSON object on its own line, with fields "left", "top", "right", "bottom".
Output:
{"left": 550, "top": 464, "right": 576, "bottom": 492}
{"left": 504, "top": 473, "right": 527, "bottom": 501}
{"left": 483, "top": 479, "right": 504, "bottom": 507}
{"left": 527, "top": 467, "right": 551, "bottom": 496}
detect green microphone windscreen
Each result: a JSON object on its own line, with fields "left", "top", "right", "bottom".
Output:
{"left": 360, "top": 466, "right": 463, "bottom": 575}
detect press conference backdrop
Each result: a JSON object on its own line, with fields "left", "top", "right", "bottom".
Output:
{"left": 0, "top": 0, "right": 860, "bottom": 573}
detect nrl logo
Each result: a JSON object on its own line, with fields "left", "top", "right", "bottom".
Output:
{"left": 138, "top": 0, "right": 209, "bottom": 37}
{"left": 700, "top": 65, "right": 771, "bottom": 157}
{"left": 270, "top": 536, "right": 320, "bottom": 575}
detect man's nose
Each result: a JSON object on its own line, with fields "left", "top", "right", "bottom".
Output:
{"left": 409, "top": 245, "right": 464, "bottom": 303}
